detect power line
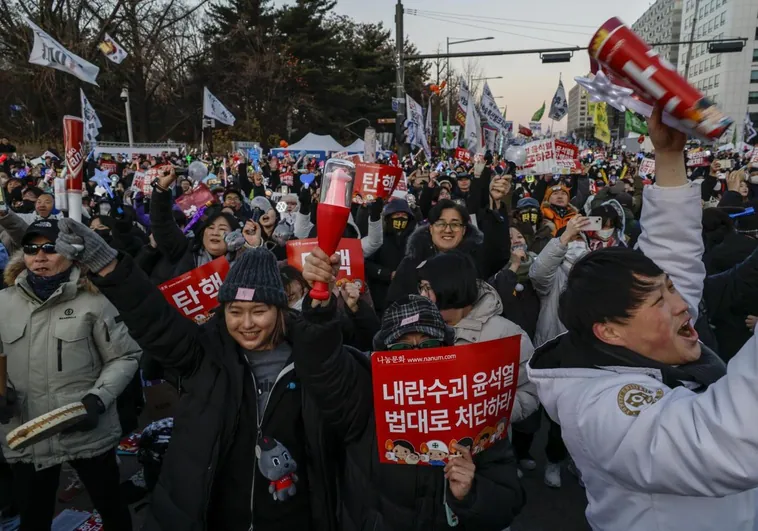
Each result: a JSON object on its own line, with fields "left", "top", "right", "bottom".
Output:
{"left": 408, "top": 8, "right": 598, "bottom": 29}
{"left": 410, "top": 13, "right": 580, "bottom": 47}
{"left": 411, "top": 11, "right": 594, "bottom": 37}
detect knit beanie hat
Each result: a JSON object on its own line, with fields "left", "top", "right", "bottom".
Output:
{"left": 217, "top": 247, "right": 288, "bottom": 307}
{"left": 373, "top": 294, "right": 454, "bottom": 349}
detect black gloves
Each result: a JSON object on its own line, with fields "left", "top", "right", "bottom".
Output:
{"left": 0, "top": 389, "right": 18, "bottom": 425}
{"left": 63, "top": 394, "right": 105, "bottom": 433}
{"left": 369, "top": 198, "right": 384, "bottom": 222}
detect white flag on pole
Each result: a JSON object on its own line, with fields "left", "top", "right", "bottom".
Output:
{"left": 745, "top": 111, "right": 757, "bottom": 143}
{"left": 425, "top": 98, "right": 433, "bottom": 143}
{"left": 98, "top": 33, "right": 128, "bottom": 64}
{"left": 23, "top": 17, "right": 99, "bottom": 85}
{"left": 548, "top": 79, "right": 568, "bottom": 121}
{"left": 464, "top": 100, "right": 484, "bottom": 154}
{"left": 405, "top": 95, "right": 431, "bottom": 159}
{"left": 80, "top": 89, "right": 102, "bottom": 143}
{"left": 480, "top": 83, "right": 509, "bottom": 135}
{"left": 203, "top": 87, "right": 236, "bottom": 126}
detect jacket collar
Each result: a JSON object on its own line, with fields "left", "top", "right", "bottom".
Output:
{"left": 454, "top": 281, "right": 502, "bottom": 341}
{"left": 16, "top": 266, "right": 83, "bottom": 307}
{"left": 530, "top": 332, "right": 726, "bottom": 391}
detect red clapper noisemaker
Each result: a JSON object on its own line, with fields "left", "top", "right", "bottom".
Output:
{"left": 311, "top": 159, "right": 356, "bottom": 301}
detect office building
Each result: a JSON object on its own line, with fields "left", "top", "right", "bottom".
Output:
{"left": 567, "top": 83, "right": 594, "bottom": 135}
{"left": 676, "top": 0, "right": 758, "bottom": 142}
{"left": 632, "top": 0, "right": 684, "bottom": 68}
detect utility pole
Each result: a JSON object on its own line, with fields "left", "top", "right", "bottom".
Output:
{"left": 395, "top": 0, "right": 406, "bottom": 156}
{"left": 683, "top": 0, "right": 702, "bottom": 80}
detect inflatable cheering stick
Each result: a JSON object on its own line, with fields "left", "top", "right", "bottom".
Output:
{"left": 311, "top": 159, "right": 355, "bottom": 301}
{"left": 589, "top": 17, "right": 732, "bottom": 139}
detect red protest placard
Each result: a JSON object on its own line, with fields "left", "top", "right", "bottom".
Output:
{"left": 353, "top": 163, "right": 403, "bottom": 202}
{"left": 158, "top": 257, "right": 230, "bottom": 324}
{"left": 687, "top": 151, "right": 710, "bottom": 167}
{"left": 454, "top": 148, "right": 471, "bottom": 164}
{"left": 99, "top": 161, "right": 118, "bottom": 175}
{"left": 280, "top": 172, "right": 294, "bottom": 186}
{"left": 554, "top": 140, "right": 578, "bottom": 161}
{"left": 372, "top": 336, "right": 521, "bottom": 465}
{"left": 174, "top": 183, "right": 216, "bottom": 216}
{"left": 130, "top": 172, "right": 149, "bottom": 196}
{"left": 286, "top": 238, "right": 365, "bottom": 290}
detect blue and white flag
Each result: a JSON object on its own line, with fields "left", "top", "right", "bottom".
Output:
{"left": 745, "top": 111, "right": 757, "bottom": 143}
{"left": 405, "top": 95, "right": 431, "bottom": 158}
{"left": 81, "top": 89, "right": 102, "bottom": 143}
{"left": 548, "top": 79, "right": 568, "bottom": 121}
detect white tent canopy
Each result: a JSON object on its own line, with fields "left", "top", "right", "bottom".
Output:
{"left": 286, "top": 133, "right": 344, "bottom": 153}
{"left": 344, "top": 138, "right": 365, "bottom": 153}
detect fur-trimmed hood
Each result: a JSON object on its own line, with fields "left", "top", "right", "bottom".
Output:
{"left": 3, "top": 250, "right": 99, "bottom": 294}
{"left": 404, "top": 221, "right": 484, "bottom": 262}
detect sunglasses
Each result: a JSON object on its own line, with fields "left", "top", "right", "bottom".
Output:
{"left": 386, "top": 339, "right": 444, "bottom": 351}
{"left": 23, "top": 243, "right": 57, "bottom": 255}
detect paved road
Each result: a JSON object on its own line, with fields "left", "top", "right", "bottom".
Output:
{"left": 511, "top": 418, "right": 590, "bottom": 531}
{"left": 56, "top": 416, "right": 590, "bottom": 531}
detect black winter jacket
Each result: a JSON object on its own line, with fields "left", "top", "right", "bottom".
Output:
{"left": 704, "top": 245, "right": 758, "bottom": 361}
{"left": 298, "top": 303, "right": 525, "bottom": 531}
{"left": 366, "top": 222, "right": 417, "bottom": 315}
{"left": 91, "top": 254, "right": 366, "bottom": 531}
{"left": 385, "top": 208, "right": 510, "bottom": 306}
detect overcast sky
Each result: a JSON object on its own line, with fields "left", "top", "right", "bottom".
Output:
{"left": 279, "top": 0, "right": 653, "bottom": 132}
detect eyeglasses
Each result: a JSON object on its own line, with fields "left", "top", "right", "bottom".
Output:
{"left": 23, "top": 243, "right": 57, "bottom": 255}
{"left": 432, "top": 221, "right": 464, "bottom": 232}
{"left": 386, "top": 339, "right": 445, "bottom": 351}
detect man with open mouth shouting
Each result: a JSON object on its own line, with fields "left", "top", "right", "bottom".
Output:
{"left": 527, "top": 105, "right": 758, "bottom": 531}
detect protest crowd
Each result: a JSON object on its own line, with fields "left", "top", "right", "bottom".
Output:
{"left": 4, "top": 9, "right": 758, "bottom": 531}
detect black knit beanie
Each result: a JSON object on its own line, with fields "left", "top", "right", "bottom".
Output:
{"left": 217, "top": 247, "right": 288, "bottom": 307}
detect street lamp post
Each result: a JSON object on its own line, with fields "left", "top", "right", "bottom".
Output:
{"left": 446, "top": 36, "right": 494, "bottom": 124}
{"left": 469, "top": 75, "right": 503, "bottom": 95}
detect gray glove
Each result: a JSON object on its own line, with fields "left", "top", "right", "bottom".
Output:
{"left": 224, "top": 229, "right": 246, "bottom": 253}
{"left": 56, "top": 218, "right": 118, "bottom": 273}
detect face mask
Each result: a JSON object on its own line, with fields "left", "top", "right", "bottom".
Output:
{"left": 95, "top": 228, "right": 112, "bottom": 242}
{"left": 291, "top": 296, "right": 305, "bottom": 311}
{"left": 749, "top": 175, "right": 758, "bottom": 185}
{"left": 391, "top": 218, "right": 408, "bottom": 231}
{"left": 512, "top": 243, "right": 527, "bottom": 253}
{"left": 594, "top": 228, "right": 614, "bottom": 241}
{"left": 565, "top": 240, "right": 588, "bottom": 264}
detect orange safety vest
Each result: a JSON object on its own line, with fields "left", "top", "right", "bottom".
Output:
{"left": 541, "top": 205, "right": 577, "bottom": 237}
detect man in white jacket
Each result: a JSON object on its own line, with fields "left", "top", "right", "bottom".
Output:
{"left": 527, "top": 106, "right": 758, "bottom": 531}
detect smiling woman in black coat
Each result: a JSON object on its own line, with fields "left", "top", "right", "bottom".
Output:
{"left": 54, "top": 219, "right": 371, "bottom": 531}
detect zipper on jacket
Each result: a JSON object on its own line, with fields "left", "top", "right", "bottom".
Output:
{"left": 57, "top": 339, "right": 62, "bottom": 371}
{"left": 248, "top": 362, "right": 295, "bottom": 530}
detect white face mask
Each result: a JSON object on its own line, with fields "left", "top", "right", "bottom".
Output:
{"left": 564, "top": 240, "right": 588, "bottom": 264}
{"left": 749, "top": 175, "right": 758, "bottom": 185}
{"left": 595, "top": 228, "right": 615, "bottom": 241}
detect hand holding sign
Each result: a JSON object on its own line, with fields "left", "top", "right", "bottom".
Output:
{"left": 445, "top": 444, "right": 476, "bottom": 500}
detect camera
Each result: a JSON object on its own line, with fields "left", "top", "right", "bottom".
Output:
{"left": 120, "top": 88, "right": 129, "bottom": 102}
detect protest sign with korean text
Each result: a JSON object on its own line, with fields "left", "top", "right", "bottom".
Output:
{"left": 158, "top": 257, "right": 230, "bottom": 324}
{"left": 99, "top": 161, "right": 117, "bottom": 175}
{"left": 454, "top": 148, "right": 471, "bottom": 164}
{"left": 687, "top": 150, "right": 711, "bottom": 167}
{"left": 372, "top": 336, "right": 521, "bottom": 465}
{"left": 554, "top": 140, "right": 579, "bottom": 161}
{"left": 286, "top": 238, "right": 365, "bottom": 291}
{"left": 352, "top": 163, "right": 402, "bottom": 202}
{"left": 638, "top": 158, "right": 656, "bottom": 177}
{"left": 751, "top": 149, "right": 758, "bottom": 167}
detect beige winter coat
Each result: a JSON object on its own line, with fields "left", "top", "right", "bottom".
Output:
{"left": 0, "top": 253, "right": 142, "bottom": 469}
{"left": 453, "top": 281, "right": 539, "bottom": 423}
